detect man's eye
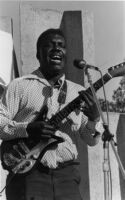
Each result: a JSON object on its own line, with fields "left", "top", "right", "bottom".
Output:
{"left": 59, "top": 42, "right": 65, "bottom": 48}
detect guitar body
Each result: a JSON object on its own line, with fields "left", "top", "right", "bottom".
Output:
{"left": 1, "top": 135, "right": 63, "bottom": 174}
{"left": 1, "top": 105, "right": 64, "bottom": 174}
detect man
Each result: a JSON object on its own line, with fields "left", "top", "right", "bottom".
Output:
{"left": 0, "top": 28, "right": 103, "bottom": 200}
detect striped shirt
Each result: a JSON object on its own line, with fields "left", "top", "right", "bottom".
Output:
{"left": 0, "top": 68, "right": 99, "bottom": 168}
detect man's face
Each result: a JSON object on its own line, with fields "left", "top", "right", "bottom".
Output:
{"left": 39, "top": 33, "right": 66, "bottom": 78}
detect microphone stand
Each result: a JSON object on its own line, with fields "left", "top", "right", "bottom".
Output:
{"left": 85, "top": 68, "right": 125, "bottom": 200}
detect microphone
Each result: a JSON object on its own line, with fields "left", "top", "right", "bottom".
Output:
{"left": 73, "top": 59, "right": 99, "bottom": 71}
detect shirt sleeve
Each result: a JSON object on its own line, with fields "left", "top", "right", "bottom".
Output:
{"left": 79, "top": 114, "right": 102, "bottom": 146}
{"left": 0, "top": 80, "right": 28, "bottom": 140}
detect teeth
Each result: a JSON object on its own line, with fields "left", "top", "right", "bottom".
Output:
{"left": 53, "top": 55, "right": 60, "bottom": 58}
{"left": 51, "top": 55, "right": 61, "bottom": 60}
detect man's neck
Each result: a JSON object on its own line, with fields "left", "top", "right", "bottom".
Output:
{"left": 49, "top": 74, "right": 64, "bottom": 84}
{"left": 39, "top": 67, "right": 64, "bottom": 84}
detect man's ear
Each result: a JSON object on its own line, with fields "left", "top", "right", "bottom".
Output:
{"left": 38, "top": 48, "right": 45, "bottom": 63}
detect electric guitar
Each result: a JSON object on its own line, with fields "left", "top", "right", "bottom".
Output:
{"left": 1, "top": 62, "right": 125, "bottom": 174}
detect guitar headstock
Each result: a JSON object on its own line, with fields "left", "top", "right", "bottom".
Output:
{"left": 108, "top": 62, "right": 125, "bottom": 77}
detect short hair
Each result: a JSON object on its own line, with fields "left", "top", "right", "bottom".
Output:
{"left": 36, "top": 28, "right": 65, "bottom": 60}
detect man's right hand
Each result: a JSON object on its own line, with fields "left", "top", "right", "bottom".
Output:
{"left": 26, "top": 121, "right": 56, "bottom": 140}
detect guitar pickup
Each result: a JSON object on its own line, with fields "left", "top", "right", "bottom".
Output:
{"left": 18, "top": 142, "right": 30, "bottom": 154}
{"left": 13, "top": 145, "right": 25, "bottom": 159}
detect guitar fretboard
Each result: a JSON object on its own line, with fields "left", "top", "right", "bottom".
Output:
{"left": 49, "top": 73, "right": 112, "bottom": 127}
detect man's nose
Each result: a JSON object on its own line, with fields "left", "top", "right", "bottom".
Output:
{"left": 53, "top": 42, "right": 60, "bottom": 49}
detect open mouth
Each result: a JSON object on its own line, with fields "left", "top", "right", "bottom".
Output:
{"left": 49, "top": 52, "right": 63, "bottom": 64}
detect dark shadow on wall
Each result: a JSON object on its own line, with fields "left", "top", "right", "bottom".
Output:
{"left": 60, "top": 11, "right": 85, "bottom": 85}
{"left": 60, "top": 11, "right": 90, "bottom": 200}
{"left": 116, "top": 114, "right": 125, "bottom": 200}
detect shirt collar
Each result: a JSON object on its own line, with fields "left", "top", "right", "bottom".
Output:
{"left": 50, "top": 75, "right": 65, "bottom": 89}
{"left": 23, "top": 68, "right": 65, "bottom": 88}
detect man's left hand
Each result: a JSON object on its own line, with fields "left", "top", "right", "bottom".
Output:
{"left": 81, "top": 91, "right": 100, "bottom": 122}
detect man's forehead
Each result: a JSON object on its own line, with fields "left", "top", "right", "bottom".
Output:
{"left": 46, "top": 33, "right": 65, "bottom": 40}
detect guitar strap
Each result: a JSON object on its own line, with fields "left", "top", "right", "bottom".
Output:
{"left": 57, "top": 79, "right": 67, "bottom": 106}
{"left": 35, "top": 80, "right": 67, "bottom": 121}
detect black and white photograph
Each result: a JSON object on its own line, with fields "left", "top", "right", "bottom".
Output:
{"left": 0, "top": 1, "right": 125, "bottom": 200}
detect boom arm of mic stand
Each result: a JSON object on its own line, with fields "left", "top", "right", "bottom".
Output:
{"left": 86, "top": 69, "right": 125, "bottom": 200}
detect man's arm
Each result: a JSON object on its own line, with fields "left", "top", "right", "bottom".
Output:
{"left": 0, "top": 80, "right": 28, "bottom": 140}
{"left": 79, "top": 90, "right": 104, "bottom": 146}
{"left": 80, "top": 119, "right": 103, "bottom": 146}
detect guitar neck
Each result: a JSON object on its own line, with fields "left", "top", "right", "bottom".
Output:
{"left": 49, "top": 73, "right": 112, "bottom": 127}
{"left": 87, "top": 72, "right": 111, "bottom": 93}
